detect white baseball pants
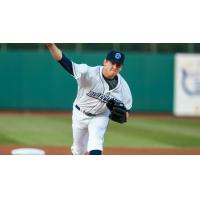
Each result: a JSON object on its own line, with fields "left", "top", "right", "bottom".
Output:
{"left": 71, "top": 106, "right": 110, "bottom": 155}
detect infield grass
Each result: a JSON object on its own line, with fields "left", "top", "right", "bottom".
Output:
{"left": 0, "top": 114, "right": 200, "bottom": 148}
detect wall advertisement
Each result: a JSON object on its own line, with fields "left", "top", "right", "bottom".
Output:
{"left": 174, "top": 54, "right": 200, "bottom": 116}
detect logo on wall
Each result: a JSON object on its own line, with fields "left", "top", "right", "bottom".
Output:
{"left": 181, "top": 66, "right": 200, "bottom": 95}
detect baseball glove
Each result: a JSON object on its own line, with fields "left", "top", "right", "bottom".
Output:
{"left": 106, "top": 99, "right": 127, "bottom": 124}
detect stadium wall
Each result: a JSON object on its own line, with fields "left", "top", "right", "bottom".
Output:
{"left": 0, "top": 51, "right": 174, "bottom": 112}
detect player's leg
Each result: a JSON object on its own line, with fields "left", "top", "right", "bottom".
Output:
{"left": 87, "top": 114, "right": 110, "bottom": 155}
{"left": 71, "top": 126, "right": 89, "bottom": 155}
{"left": 71, "top": 107, "right": 90, "bottom": 155}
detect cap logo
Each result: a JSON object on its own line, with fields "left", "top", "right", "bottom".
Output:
{"left": 115, "top": 53, "right": 121, "bottom": 60}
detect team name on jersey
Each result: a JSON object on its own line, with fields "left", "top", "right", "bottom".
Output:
{"left": 87, "top": 90, "right": 120, "bottom": 103}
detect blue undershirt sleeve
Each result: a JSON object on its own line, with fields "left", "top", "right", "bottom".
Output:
{"left": 58, "top": 53, "right": 74, "bottom": 76}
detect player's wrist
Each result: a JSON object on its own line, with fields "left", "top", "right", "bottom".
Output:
{"left": 46, "top": 43, "right": 54, "bottom": 48}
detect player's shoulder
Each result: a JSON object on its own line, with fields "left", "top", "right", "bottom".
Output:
{"left": 118, "top": 74, "right": 129, "bottom": 86}
{"left": 90, "top": 65, "right": 102, "bottom": 70}
{"left": 73, "top": 62, "right": 97, "bottom": 73}
{"left": 118, "top": 74, "right": 133, "bottom": 108}
{"left": 82, "top": 65, "right": 102, "bottom": 77}
{"left": 118, "top": 74, "right": 132, "bottom": 93}
{"left": 88, "top": 65, "right": 103, "bottom": 73}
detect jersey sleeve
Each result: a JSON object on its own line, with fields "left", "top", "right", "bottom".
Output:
{"left": 122, "top": 80, "right": 133, "bottom": 111}
{"left": 58, "top": 53, "right": 74, "bottom": 76}
{"left": 72, "top": 62, "right": 90, "bottom": 79}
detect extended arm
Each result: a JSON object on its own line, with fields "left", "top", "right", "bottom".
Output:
{"left": 47, "top": 43, "right": 74, "bottom": 76}
{"left": 47, "top": 43, "right": 62, "bottom": 61}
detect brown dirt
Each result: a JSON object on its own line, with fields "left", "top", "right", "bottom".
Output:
{"left": 1, "top": 145, "right": 200, "bottom": 155}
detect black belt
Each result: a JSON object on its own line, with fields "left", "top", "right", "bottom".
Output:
{"left": 75, "top": 104, "right": 97, "bottom": 117}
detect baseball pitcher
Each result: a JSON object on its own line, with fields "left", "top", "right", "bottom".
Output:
{"left": 47, "top": 43, "right": 133, "bottom": 155}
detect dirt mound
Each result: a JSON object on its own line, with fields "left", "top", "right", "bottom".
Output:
{"left": 1, "top": 145, "right": 200, "bottom": 155}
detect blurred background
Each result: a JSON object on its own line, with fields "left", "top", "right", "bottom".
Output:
{"left": 1, "top": 43, "right": 199, "bottom": 113}
{"left": 0, "top": 43, "right": 200, "bottom": 154}
{"left": 1, "top": 43, "right": 200, "bottom": 52}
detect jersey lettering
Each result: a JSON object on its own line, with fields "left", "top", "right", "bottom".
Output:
{"left": 87, "top": 90, "right": 121, "bottom": 103}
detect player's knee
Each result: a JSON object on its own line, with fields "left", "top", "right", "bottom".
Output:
{"left": 89, "top": 150, "right": 102, "bottom": 155}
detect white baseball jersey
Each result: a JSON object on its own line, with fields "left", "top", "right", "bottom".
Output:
{"left": 72, "top": 62, "right": 133, "bottom": 115}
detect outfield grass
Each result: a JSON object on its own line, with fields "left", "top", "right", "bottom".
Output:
{"left": 0, "top": 114, "right": 73, "bottom": 146}
{"left": 0, "top": 114, "right": 200, "bottom": 148}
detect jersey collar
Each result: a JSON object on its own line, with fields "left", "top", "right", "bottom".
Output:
{"left": 100, "top": 66, "right": 121, "bottom": 92}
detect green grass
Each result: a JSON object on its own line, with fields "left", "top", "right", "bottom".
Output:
{"left": 0, "top": 114, "right": 72, "bottom": 146}
{"left": 0, "top": 114, "right": 200, "bottom": 148}
{"left": 105, "top": 118, "right": 200, "bottom": 147}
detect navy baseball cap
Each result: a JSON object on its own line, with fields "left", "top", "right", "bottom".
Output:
{"left": 106, "top": 51, "right": 125, "bottom": 65}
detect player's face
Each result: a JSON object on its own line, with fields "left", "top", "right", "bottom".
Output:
{"left": 103, "top": 60, "right": 122, "bottom": 79}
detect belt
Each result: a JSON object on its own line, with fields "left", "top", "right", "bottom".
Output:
{"left": 75, "top": 104, "right": 97, "bottom": 117}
